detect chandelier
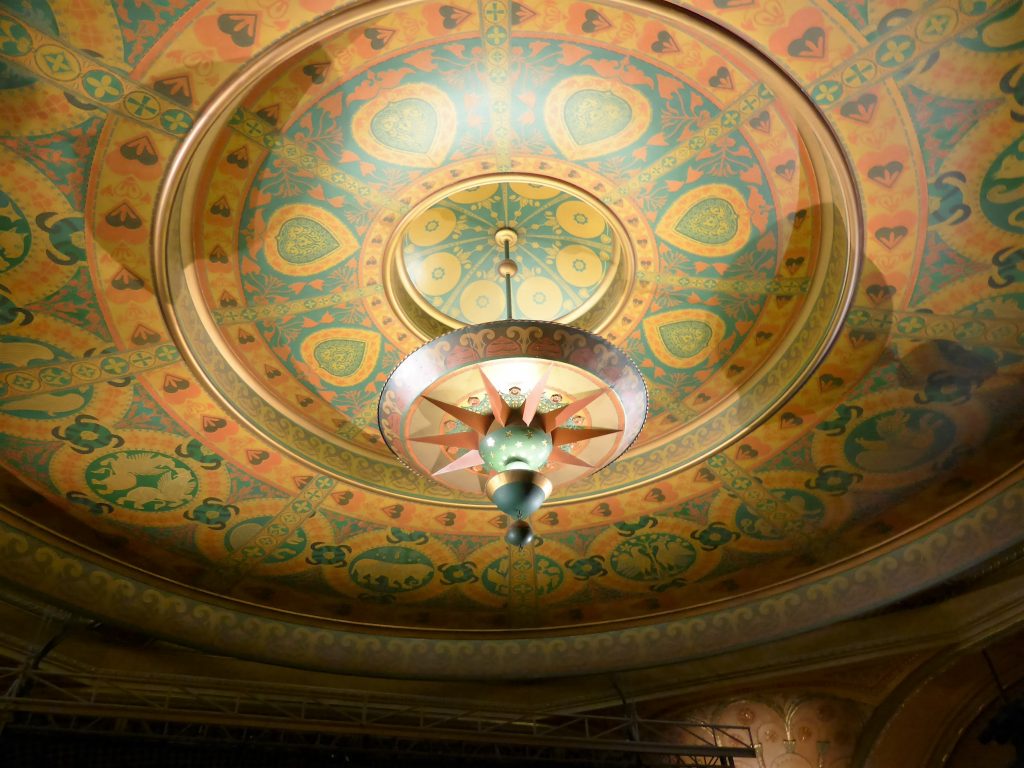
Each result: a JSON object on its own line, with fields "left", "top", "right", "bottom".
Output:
{"left": 378, "top": 201, "right": 648, "bottom": 548}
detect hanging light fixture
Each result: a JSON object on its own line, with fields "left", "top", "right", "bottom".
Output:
{"left": 378, "top": 201, "right": 647, "bottom": 548}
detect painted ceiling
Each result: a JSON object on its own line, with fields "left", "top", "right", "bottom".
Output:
{"left": 0, "top": 0, "right": 1022, "bottom": 680}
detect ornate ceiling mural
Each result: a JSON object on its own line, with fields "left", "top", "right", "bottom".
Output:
{"left": 0, "top": 0, "right": 1022, "bottom": 678}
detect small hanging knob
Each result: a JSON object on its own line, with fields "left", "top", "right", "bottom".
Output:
{"left": 498, "top": 258, "right": 518, "bottom": 278}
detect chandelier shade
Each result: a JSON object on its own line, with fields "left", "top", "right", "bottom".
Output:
{"left": 378, "top": 319, "right": 648, "bottom": 527}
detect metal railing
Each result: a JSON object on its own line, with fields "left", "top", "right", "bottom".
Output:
{"left": 0, "top": 664, "right": 755, "bottom": 765}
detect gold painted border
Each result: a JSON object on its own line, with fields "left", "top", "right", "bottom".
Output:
{"left": 0, "top": 461, "right": 1020, "bottom": 668}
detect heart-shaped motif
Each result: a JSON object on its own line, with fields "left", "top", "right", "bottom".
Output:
{"left": 302, "top": 62, "right": 328, "bottom": 84}
{"left": 510, "top": 2, "right": 535, "bottom": 24}
{"left": 209, "top": 197, "right": 231, "bottom": 217}
{"left": 256, "top": 104, "right": 279, "bottom": 125}
{"left": 564, "top": 89, "right": 633, "bottom": 146}
{"left": 152, "top": 75, "right": 193, "bottom": 106}
{"left": 785, "top": 256, "right": 805, "bottom": 274}
{"left": 247, "top": 449, "right": 270, "bottom": 465}
{"left": 112, "top": 268, "right": 144, "bottom": 291}
{"left": 265, "top": 366, "right": 281, "bottom": 379}
{"left": 363, "top": 27, "right": 394, "bottom": 50}
{"left": 591, "top": 503, "right": 613, "bottom": 517}
{"left": 435, "top": 511, "right": 456, "bottom": 526}
{"left": 105, "top": 203, "right": 141, "bottom": 229}
{"left": 708, "top": 66, "right": 733, "bottom": 89}
{"left": 780, "top": 412, "right": 803, "bottom": 428}
{"left": 866, "top": 283, "right": 897, "bottom": 304}
{"left": 219, "top": 291, "right": 237, "bottom": 307}
{"left": 131, "top": 324, "right": 160, "bottom": 344}
{"left": 755, "top": 331, "right": 773, "bottom": 344}
{"left": 382, "top": 504, "right": 404, "bottom": 519}
{"left": 226, "top": 146, "right": 248, "bottom": 168}
{"left": 736, "top": 444, "right": 758, "bottom": 459}
{"left": 539, "top": 511, "right": 559, "bottom": 526}
{"left": 839, "top": 93, "right": 877, "bottom": 123}
{"left": 651, "top": 30, "right": 678, "bottom": 53}
{"left": 874, "top": 225, "right": 908, "bottom": 249}
{"left": 208, "top": 246, "right": 228, "bottom": 264}
{"left": 645, "top": 488, "right": 666, "bottom": 502}
{"left": 237, "top": 329, "right": 254, "bottom": 344}
{"left": 202, "top": 415, "right": 226, "bottom": 432}
{"left": 867, "top": 160, "right": 903, "bottom": 187}
{"left": 818, "top": 373, "right": 844, "bottom": 391}
{"left": 848, "top": 328, "right": 877, "bottom": 347}
{"left": 439, "top": 5, "right": 471, "bottom": 29}
{"left": 581, "top": 8, "right": 611, "bottom": 33}
{"left": 749, "top": 111, "right": 770, "bottom": 133}
{"left": 775, "top": 160, "right": 796, "bottom": 181}
{"left": 787, "top": 26, "right": 826, "bottom": 58}
{"left": 695, "top": 467, "right": 716, "bottom": 482}
{"left": 120, "top": 135, "right": 158, "bottom": 165}
{"left": 370, "top": 98, "right": 438, "bottom": 154}
{"left": 217, "top": 13, "right": 257, "bottom": 47}
{"left": 163, "top": 374, "right": 189, "bottom": 393}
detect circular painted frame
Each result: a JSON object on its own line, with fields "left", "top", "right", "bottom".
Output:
{"left": 153, "top": 0, "right": 862, "bottom": 506}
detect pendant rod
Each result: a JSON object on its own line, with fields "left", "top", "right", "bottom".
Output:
{"left": 495, "top": 227, "right": 518, "bottom": 321}
{"left": 504, "top": 239, "right": 513, "bottom": 320}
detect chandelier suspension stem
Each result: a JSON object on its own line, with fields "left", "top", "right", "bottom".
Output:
{"left": 504, "top": 239, "right": 513, "bottom": 320}
{"left": 496, "top": 227, "right": 518, "bottom": 321}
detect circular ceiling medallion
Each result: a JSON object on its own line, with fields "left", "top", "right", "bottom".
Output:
{"left": 388, "top": 177, "right": 628, "bottom": 334}
{"left": 154, "top": 0, "right": 861, "bottom": 516}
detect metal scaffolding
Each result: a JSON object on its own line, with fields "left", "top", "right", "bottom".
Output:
{"left": 0, "top": 664, "right": 756, "bottom": 766}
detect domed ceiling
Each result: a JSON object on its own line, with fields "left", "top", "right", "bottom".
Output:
{"left": 0, "top": 0, "right": 1022, "bottom": 680}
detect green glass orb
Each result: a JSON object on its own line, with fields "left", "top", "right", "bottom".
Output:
{"left": 505, "top": 519, "right": 535, "bottom": 548}
{"left": 479, "top": 422, "right": 553, "bottom": 473}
